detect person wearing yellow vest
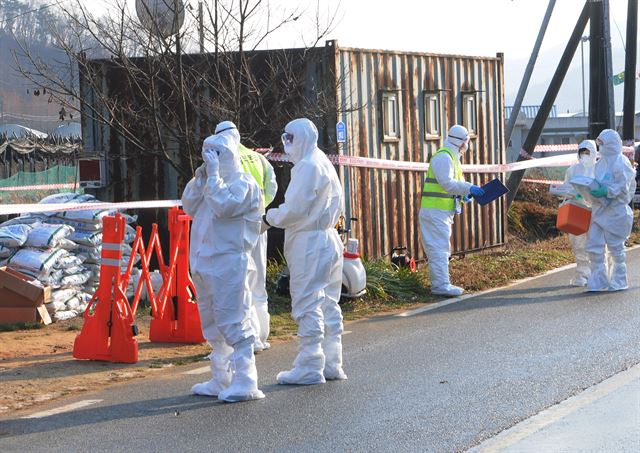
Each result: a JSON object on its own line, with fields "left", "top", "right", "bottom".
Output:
{"left": 419, "top": 124, "right": 484, "bottom": 297}
{"left": 215, "top": 121, "right": 278, "bottom": 352}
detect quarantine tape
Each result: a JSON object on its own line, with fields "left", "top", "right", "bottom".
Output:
{"left": 0, "top": 199, "right": 181, "bottom": 216}
{"left": 521, "top": 178, "right": 564, "bottom": 185}
{"left": 266, "top": 151, "right": 581, "bottom": 173}
{"left": 2, "top": 146, "right": 634, "bottom": 215}
{"left": 0, "top": 182, "right": 78, "bottom": 192}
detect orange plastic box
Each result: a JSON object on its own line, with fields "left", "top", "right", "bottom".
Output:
{"left": 556, "top": 200, "right": 592, "bottom": 235}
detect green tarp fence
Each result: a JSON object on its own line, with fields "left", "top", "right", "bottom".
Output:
{"left": 0, "top": 165, "right": 81, "bottom": 205}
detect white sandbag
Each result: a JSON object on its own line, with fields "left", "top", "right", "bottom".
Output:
{"left": 58, "top": 238, "right": 79, "bottom": 251}
{"left": 46, "top": 300, "right": 67, "bottom": 313}
{"left": 7, "top": 248, "right": 68, "bottom": 275}
{"left": 0, "top": 224, "right": 33, "bottom": 247}
{"left": 65, "top": 295, "right": 82, "bottom": 310}
{"left": 0, "top": 215, "right": 46, "bottom": 227}
{"left": 124, "top": 224, "right": 137, "bottom": 243}
{"left": 55, "top": 255, "right": 85, "bottom": 269}
{"left": 0, "top": 244, "right": 15, "bottom": 258}
{"left": 69, "top": 230, "right": 102, "bottom": 246}
{"left": 63, "top": 265, "right": 85, "bottom": 275}
{"left": 39, "top": 192, "right": 96, "bottom": 205}
{"left": 39, "top": 268, "right": 64, "bottom": 287}
{"left": 61, "top": 271, "right": 91, "bottom": 287}
{"left": 51, "top": 288, "right": 78, "bottom": 303}
{"left": 53, "top": 310, "right": 78, "bottom": 321}
{"left": 47, "top": 216, "right": 102, "bottom": 231}
{"left": 76, "top": 245, "right": 102, "bottom": 263}
{"left": 60, "top": 206, "right": 115, "bottom": 224}
{"left": 120, "top": 213, "right": 138, "bottom": 224}
{"left": 24, "top": 224, "right": 74, "bottom": 248}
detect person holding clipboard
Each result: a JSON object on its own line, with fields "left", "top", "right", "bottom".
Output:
{"left": 419, "top": 125, "right": 485, "bottom": 297}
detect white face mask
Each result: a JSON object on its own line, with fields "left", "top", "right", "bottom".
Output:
{"left": 579, "top": 155, "right": 590, "bottom": 164}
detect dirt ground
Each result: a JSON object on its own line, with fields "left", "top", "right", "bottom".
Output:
{"left": 0, "top": 315, "right": 218, "bottom": 416}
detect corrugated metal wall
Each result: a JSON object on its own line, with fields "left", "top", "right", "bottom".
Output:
{"left": 335, "top": 46, "right": 506, "bottom": 260}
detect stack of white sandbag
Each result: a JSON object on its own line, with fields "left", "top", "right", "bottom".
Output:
{"left": 0, "top": 192, "right": 139, "bottom": 321}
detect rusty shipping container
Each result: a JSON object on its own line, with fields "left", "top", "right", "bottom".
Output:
{"left": 80, "top": 41, "right": 506, "bottom": 260}
{"left": 333, "top": 44, "right": 506, "bottom": 260}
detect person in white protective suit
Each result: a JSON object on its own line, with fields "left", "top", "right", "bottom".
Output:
{"left": 263, "top": 118, "right": 347, "bottom": 384}
{"left": 561, "top": 139, "right": 597, "bottom": 286}
{"left": 585, "top": 129, "right": 636, "bottom": 292}
{"left": 419, "top": 125, "right": 485, "bottom": 297}
{"left": 214, "top": 121, "right": 278, "bottom": 352}
{"left": 181, "top": 128, "right": 265, "bottom": 402}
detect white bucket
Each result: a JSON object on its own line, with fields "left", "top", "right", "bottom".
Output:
{"left": 346, "top": 238, "right": 359, "bottom": 254}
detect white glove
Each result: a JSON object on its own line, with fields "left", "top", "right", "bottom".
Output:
{"left": 194, "top": 163, "right": 207, "bottom": 181}
{"left": 260, "top": 220, "right": 270, "bottom": 234}
{"left": 202, "top": 149, "right": 219, "bottom": 177}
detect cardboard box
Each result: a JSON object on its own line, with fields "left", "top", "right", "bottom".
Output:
{"left": 0, "top": 267, "right": 52, "bottom": 325}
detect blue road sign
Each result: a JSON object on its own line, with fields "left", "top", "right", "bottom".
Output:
{"left": 336, "top": 121, "right": 346, "bottom": 143}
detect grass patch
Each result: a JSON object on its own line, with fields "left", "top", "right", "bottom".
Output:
{"left": 0, "top": 322, "right": 45, "bottom": 332}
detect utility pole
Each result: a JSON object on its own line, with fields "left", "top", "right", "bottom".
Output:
{"left": 506, "top": 3, "right": 589, "bottom": 207}
{"left": 580, "top": 35, "right": 589, "bottom": 115}
{"left": 588, "top": 0, "right": 615, "bottom": 138}
{"left": 198, "top": 0, "right": 204, "bottom": 54}
{"left": 622, "top": 0, "right": 638, "bottom": 144}
{"left": 505, "top": 0, "right": 556, "bottom": 147}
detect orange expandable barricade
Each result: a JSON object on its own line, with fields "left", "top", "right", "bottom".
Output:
{"left": 73, "top": 214, "right": 139, "bottom": 363}
{"left": 556, "top": 199, "right": 592, "bottom": 236}
{"left": 73, "top": 207, "right": 204, "bottom": 364}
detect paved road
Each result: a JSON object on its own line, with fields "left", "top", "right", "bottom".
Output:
{"left": 1, "top": 248, "right": 639, "bottom": 452}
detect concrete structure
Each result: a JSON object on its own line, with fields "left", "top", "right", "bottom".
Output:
{"left": 506, "top": 106, "right": 640, "bottom": 162}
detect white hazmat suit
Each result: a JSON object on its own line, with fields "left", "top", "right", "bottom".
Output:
{"left": 265, "top": 118, "right": 347, "bottom": 384}
{"left": 214, "top": 121, "right": 278, "bottom": 352}
{"left": 585, "top": 129, "right": 636, "bottom": 292}
{"left": 562, "top": 139, "right": 597, "bottom": 286}
{"left": 419, "top": 125, "right": 484, "bottom": 297}
{"left": 181, "top": 130, "right": 265, "bottom": 402}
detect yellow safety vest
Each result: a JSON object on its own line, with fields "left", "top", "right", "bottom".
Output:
{"left": 238, "top": 143, "right": 268, "bottom": 206}
{"left": 420, "top": 147, "right": 463, "bottom": 210}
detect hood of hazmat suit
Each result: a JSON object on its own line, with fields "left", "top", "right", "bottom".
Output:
{"left": 586, "top": 129, "right": 637, "bottom": 292}
{"left": 443, "top": 124, "right": 470, "bottom": 156}
{"left": 181, "top": 128, "right": 264, "bottom": 402}
{"left": 266, "top": 118, "right": 347, "bottom": 384}
{"left": 563, "top": 140, "right": 597, "bottom": 202}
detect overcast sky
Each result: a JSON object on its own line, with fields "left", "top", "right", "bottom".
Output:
{"left": 86, "top": 0, "right": 637, "bottom": 113}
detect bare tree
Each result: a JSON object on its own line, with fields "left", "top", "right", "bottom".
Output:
{"left": 12, "top": 0, "right": 342, "bottom": 181}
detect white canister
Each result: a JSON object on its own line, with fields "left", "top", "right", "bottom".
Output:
{"left": 346, "top": 238, "right": 359, "bottom": 254}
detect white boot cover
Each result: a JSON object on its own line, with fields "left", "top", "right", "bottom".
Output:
{"left": 277, "top": 336, "right": 326, "bottom": 385}
{"left": 218, "top": 337, "right": 265, "bottom": 403}
{"left": 323, "top": 334, "right": 347, "bottom": 380}
{"left": 429, "top": 252, "right": 464, "bottom": 297}
{"left": 609, "top": 252, "right": 628, "bottom": 291}
{"left": 587, "top": 253, "right": 609, "bottom": 292}
{"left": 192, "top": 341, "right": 233, "bottom": 397}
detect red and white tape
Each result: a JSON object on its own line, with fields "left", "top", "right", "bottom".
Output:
{"left": 267, "top": 152, "right": 580, "bottom": 173}
{"left": 521, "top": 178, "right": 564, "bottom": 185}
{"left": 0, "top": 199, "right": 182, "bottom": 217}
{"left": 0, "top": 182, "right": 78, "bottom": 192}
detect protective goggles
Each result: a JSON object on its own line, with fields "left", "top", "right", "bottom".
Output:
{"left": 281, "top": 132, "right": 294, "bottom": 146}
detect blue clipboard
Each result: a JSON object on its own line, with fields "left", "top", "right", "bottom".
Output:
{"left": 474, "top": 178, "right": 509, "bottom": 206}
